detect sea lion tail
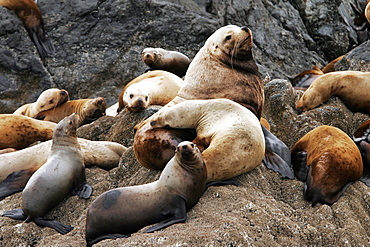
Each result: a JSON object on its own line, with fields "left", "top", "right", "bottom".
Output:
{"left": 33, "top": 217, "right": 73, "bottom": 235}
{"left": 28, "top": 26, "right": 55, "bottom": 60}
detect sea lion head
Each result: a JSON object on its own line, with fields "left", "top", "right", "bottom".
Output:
{"left": 175, "top": 141, "right": 203, "bottom": 165}
{"left": 296, "top": 88, "right": 324, "bottom": 114}
{"left": 81, "top": 97, "right": 107, "bottom": 125}
{"left": 54, "top": 113, "right": 80, "bottom": 138}
{"left": 37, "top": 88, "right": 70, "bottom": 111}
{"left": 123, "top": 84, "right": 150, "bottom": 112}
{"left": 207, "top": 25, "right": 253, "bottom": 62}
{"left": 142, "top": 48, "right": 162, "bottom": 67}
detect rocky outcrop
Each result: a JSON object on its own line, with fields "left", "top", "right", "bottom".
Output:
{"left": 1, "top": 0, "right": 370, "bottom": 246}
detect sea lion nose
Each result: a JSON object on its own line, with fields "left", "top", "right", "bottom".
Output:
{"left": 241, "top": 26, "right": 250, "bottom": 32}
{"left": 60, "top": 91, "right": 66, "bottom": 95}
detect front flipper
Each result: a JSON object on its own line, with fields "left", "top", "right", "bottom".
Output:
{"left": 291, "top": 151, "right": 309, "bottom": 181}
{"left": 261, "top": 125, "right": 294, "bottom": 179}
{"left": 205, "top": 179, "right": 240, "bottom": 190}
{"left": 2, "top": 208, "right": 27, "bottom": 220}
{"left": 0, "top": 169, "right": 36, "bottom": 199}
{"left": 33, "top": 217, "right": 73, "bottom": 235}
{"left": 72, "top": 182, "right": 93, "bottom": 199}
{"left": 357, "top": 141, "right": 370, "bottom": 186}
{"left": 143, "top": 195, "right": 187, "bottom": 233}
{"left": 86, "top": 234, "right": 130, "bottom": 247}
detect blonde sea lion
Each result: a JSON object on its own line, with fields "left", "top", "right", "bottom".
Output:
{"left": 85, "top": 141, "right": 207, "bottom": 246}
{"left": 149, "top": 99, "right": 265, "bottom": 182}
{"left": 142, "top": 47, "right": 191, "bottom": 78}
{"left": 34, "top": 97, "right": 107, "bottom": 126}
{"left": 13, "top": 88, "right": 69, "bottom": 117}
{"left": 2, "top": 114, "right": 92, "bottom": 234}
{"left": 366, "top": 0, "right": 370, "bottom": 23}
{"left": 0, "top": 0, "right": 55, "bottom": 60}
{"left": 0, "top": 138, "right": 126, "bottom": 198}
{"left": 296, "top": 71, "right": 370, "bottom": 114}
{"left": 117, "top": 70, "right": 182, "bottom": 113}
{"left": 0, "top": 114, "right": 56, "bottom": 150}
{"left": 122, "top": 74, "right": 183, "bottom": 112}
{"left": 134, "top": 25, "right": 293, "bottom": 179}
{"left": 291, "top": 125, "right": 363, "bottom": 206}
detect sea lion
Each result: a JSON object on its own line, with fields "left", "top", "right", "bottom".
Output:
{"left": 0, "top": 148, "right": 17, "bottom": 155}
{"left": 366, "top": 0, "right": 370, "bottom": 23}
{"left": 122, "top": 73, "right": 183, "bottom": 112}
{"left": 149, "top": 99, "right": 265, "bottom": 182}
{"left": 117, "top": 70, "right": 182, "bottom": 113}
{"left": 353, "top": 119, "right": 370, "bottom": 186}
{"left": 13, "top": 88, "right": 69, "bottom": 117}
{"left": 134, "top": 25, "right": 292, "bottom": 179}
{"left": 0, "top": 0, "right": 55, "bottom": 60}
{"left": 2, "top": 114, "right": 92, "bottom": 234}
{"left": 0, "top": 114, "right": 56, "bottom": 150}
{"left": 296, "top": 71, "right": 370, "bottom": 114}
{"left": 142, "top": 47, "right": 191, "bottom": 78}
{"left": 34, "top": 97, "right": 107, "bottom": 126}
{"left": 291, "top": 125, "right": 363, "bottom": 206}
{"left": 85, "top": 141, "right": 207, "bottom": 246}
{"left": 0, "top": 138, "right": 126, "bottom": 198}
{"left": 291, "top": 55, "right": 344, "bottom": 90}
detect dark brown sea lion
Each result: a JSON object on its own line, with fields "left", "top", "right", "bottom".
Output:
{"left": 2, "top": 114, "right": 92, "bottom": 234}
{"left": 0, "top": 0, "right": 55, "bottom": 59}
{"left": 85, "top": 141, "right": 207, "bottom": 246}
{"left": 142, "top": 47, "right": 191, "bottom": 78}
{"left": 291, "top": 125, "right": 363, "bottom": 206}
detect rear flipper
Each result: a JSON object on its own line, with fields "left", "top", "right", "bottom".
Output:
{"left": 0, "top": 169, "right": 36, "bottom": 199}
{"left": 291, "top": 151, "right": 309, "bottom": 181}
{"left": 28, "top": 25, "right": 55, "bottom": 60}
{"left": 33, "top": 217, "right": 73, "bottom": 235}
{"left": 261, "top": 125, "right": 294, "bottom": 179}
{"left": 143, "top": 195, "right": 187, "bottom": 233}
{"left": 205, "top": 178, "right": 240, "bottom": 190}
{"left": 2, "top": 208, "right": 27, "bottom": 220}
{"left": 72, "top": 182, "right": 93, "bottom": 199}
{"left": 86, "top": 234, "right": 130, "bottom": 247}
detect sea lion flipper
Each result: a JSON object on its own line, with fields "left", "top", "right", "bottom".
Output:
{"left": 143, "top": 195, "right": 187, "bottom": 233}
{"left": 29, "top": 26, "right": 56, "bottom": 60}
{"left": 86, "top": 234, "right": 130, "bottom": 247}
{"left": 0, "top": 169, "right": 36, "bottom": 199}
{"left": 33, "top": 217, "right": 73, "bottom": 235}
{"left": 263, "top": 150, "right": 295, "bottom": 179}
{"left": 261, "top": 125, "right": 291, "bottom": 165}
{"left": 72, "top": 182, "right": 93, "bottom": 199}
{"left": 291, "top": 151, "right": 309, "bottom": 181}
{"left": 205, "top": 179, "right": 240, "bottom": 190}
{"left": 2, "top": 208, "right": 27, "bottom": 220}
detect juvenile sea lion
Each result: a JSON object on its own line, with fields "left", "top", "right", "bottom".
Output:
{"left": 149, "top": 99, "right": 265, "bottom": 182}
{"left": 0, "top": 0, "right": 55, "bottom": 60}
{"left": 142, "top": 47, "right": 191, "bottom": 78}
{"left": 0, "top": 114, "right": 56, "bottom": 150}
{"left": 353, "top": 119, "right": 370, "bottom": 186}
{"left": 2, "top": 114, "right": 92, "bottom": 234}
{"left": 0, "top": 138, "right": 126, "bottom": 199}
{"left": 122, "top": 73, "right": 183, "bottom": 112}
{"left": 117, "top": 70, "right": 181, "bottom": 113}
{"left": 291, "top": 125, "right": 363, "bottom": 206}
{"left": 34, "top": 97, "right": 107, "bottom": 126}
{"left": 296, "top": 71, "right": 370, "bottom": 114}
{"left": 13, "top": 88, "right": 69, "bottom": 117}
{"left": 134, "top": 25, "right": 292, "bottom": 179}
{"left": 85, "top": 141, "right": 207, "bottom": 246}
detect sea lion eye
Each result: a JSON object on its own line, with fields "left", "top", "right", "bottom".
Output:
{"left": 130, "top": 94, "right": 134, "bottom": 99}
{"left": 69, "top": 120, "right": 72, "bottom": 125}
{"left": 225, "top": 35, "right": 232, "bottom": 41}
{"left": 49, "top": 100, "right": 54, "bottom": 104}
{"left": 145, "top": 96, "right": 148, "bottom": 101}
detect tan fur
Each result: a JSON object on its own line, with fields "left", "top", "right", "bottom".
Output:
{"left": 366, "top": 0, "right": 370, "bottom": 23}
{"left": 34, "top": 97, "right": 107, "bottom": 126}
{"left": 13, "top": 88, "right": 69, "bottom": 117}
{"left": 142, "top": 47, "right": 191, "bottom": 78}
{"left": 0, "top": 138, "right": 127, "bottom": 183}
{"left": 0, "top": 114, "right": 56, "bottom": 150}
{"left": 291, "top": 125, "right": 362, "bottom": 205}
{"left": 117, "top": 70, "right": 180, "bottom": 113}
{"left": 123, "top": 73, "right": 183, "bottom": 112}
{"left": 296, "top": 71, "right": 370, "bottom": 114}
{"left": 150, "top": 99, "right": 265, "bottom": 182}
